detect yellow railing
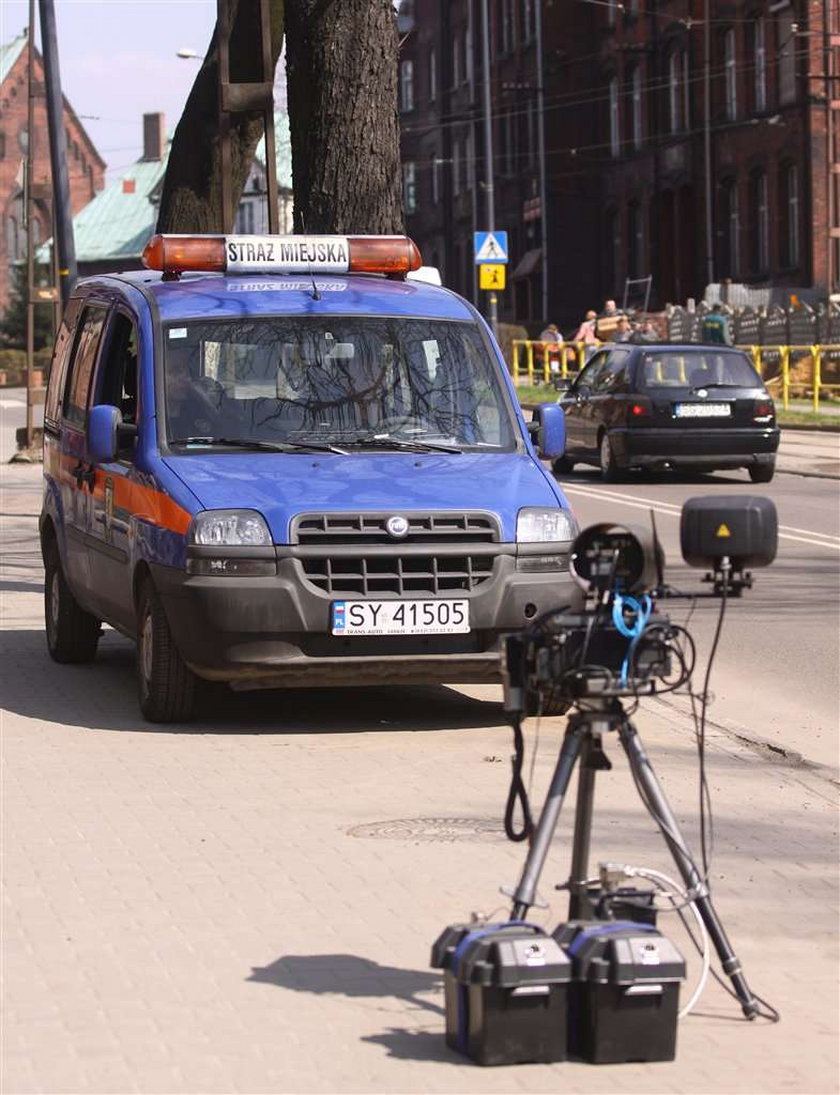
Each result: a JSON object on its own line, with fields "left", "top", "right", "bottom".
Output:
{"left": 510, "top": 340, "right": 593, "bottom": 385}
{"left": 738, "top": 344, "right": 840, "bottom": 412}
{"left": 509, "top": 339, "right": 840, "bottom": 410}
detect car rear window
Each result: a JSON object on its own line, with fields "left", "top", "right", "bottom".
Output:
{"left": 639, "top": 351, "right": 761, "bottom": 389}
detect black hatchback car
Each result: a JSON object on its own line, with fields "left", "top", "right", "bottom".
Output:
{"left": 553, "top": 344, "right": 780, "bottom": 482}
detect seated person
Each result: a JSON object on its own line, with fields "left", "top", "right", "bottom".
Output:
{"left": 165, "top": 357, "right": 239, "bottom": 440}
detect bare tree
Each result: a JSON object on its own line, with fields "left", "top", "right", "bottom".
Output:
{"left": 285, "top": 0, "right": 403, "bottom": 234}
{"left": 156, "top": 0, "right": 285, "bottom": 233}
{"left": 157, "top": 0, "right": 403, "bottom": 237}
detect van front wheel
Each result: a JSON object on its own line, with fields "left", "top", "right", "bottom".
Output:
{"left": 137, "top": 581, "right": 196, "bottom": 723}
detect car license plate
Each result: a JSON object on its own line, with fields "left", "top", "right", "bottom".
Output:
{"left": 331, "top": 599, "right": 470, "bottom": 636}
{"left": 674, "top": 402, "right": 732, "bottom": 418}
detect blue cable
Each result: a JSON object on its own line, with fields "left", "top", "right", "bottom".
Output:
{"left": 612, "top": 592, "right": 653, "bottom": 685}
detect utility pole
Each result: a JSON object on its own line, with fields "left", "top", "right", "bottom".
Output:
{"left": 39, "top": 0, "right": 77, "bottom": 309}
{"left": 25, "top": 2, "right": 36, "bottom": 448}
{"left": 535, "top": 0, "right": 548, "bottom": 326}
{"left": 703, "top": 0, "right": 715, "bottom": 287}
{"left": 480, "top": 0, "right": 498, "bottom": 338}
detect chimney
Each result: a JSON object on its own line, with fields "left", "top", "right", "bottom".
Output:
{"left": 142, "top": 113, "right": 165, "bottom": 161}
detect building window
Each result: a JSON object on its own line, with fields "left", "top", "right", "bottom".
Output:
{"left": 235, "top": 200, "right": 255, "bottom": 234}
{"left": 780, "top": 162, "right": 800, "bottom": 266}
{"left": 6, "top": 215, "right": 19, "bottom": 264}
{"left": 528, "top": 98, "right": 537, "bottom": 166}
{"left": 607, "top": 0, "right": 617, "bottom": 27}
{"left": 720, "top": 179, "right": 740, "bottom": 278}
{"left": 522, "top": 0, "right": 534, "bottom": 42}
{"left": 627, "top": 201, "right": 644, "bottom": 278}
{"left": 631, "top": 66, "right": 643, "bottom": 149}
{"left": 753, "top": 19, "right": 767, "bottom": 112}
{"left": 606, "top": 208, "right": 620, "bottom": 291}
{"left": 777, "top": 9, "right": 796, "bottom": 104}
{"left": 501, "top": 0, "right": 513, "bottom": 53}
{"left": 428, "top": 47, "right": 437, "bottom": 102}
{"left": 432, "top": 156, "right": 441, "bottom": 204}
{"left": 466, "top": 130, "right": 475, "bottom": 191}
{"left": 749, "top": 170, "right": 769, "bottom": 272}
{"left": 400, "top": 60, "right": 415, "bottom": 112}
{"left": 452, "top": 140, "right": 461, "bottom": 194}
{"left": 668, "top": 51, "right": 685, "bottom": 134}
{"left": 452, "top": 33, "right": 461, "bottom": 87}
{"left": 609, "top": 77, "right": 620, "bottom": 157}
{"left": 724, "top": 30, "right": 737, "bottom": 120}
{"left": 0, "top": 132, "right": 5, "bottom": 159}
{"left": 403, "top": 162, "right": 417, "bottom": 213}
{"left": 503, "top": 111, "right": 515, "bottom": 174}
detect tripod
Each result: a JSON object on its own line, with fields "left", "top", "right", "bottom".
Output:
{"left": 508, "top": 698, "right": 760, "bottom": 1019}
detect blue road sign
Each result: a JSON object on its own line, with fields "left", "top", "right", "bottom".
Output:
{"left": 474, "top": 231, "right": 509, "bottom": 264}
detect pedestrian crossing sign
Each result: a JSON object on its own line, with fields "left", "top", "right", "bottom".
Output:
{"left": 479, "top": 264, "right": 506, "bottom": 290}
{"left": 474, "top": 231, "right": 509, "bottom": 264}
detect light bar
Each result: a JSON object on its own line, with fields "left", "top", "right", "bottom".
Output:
{"left": 141, "top": 234, "right": 423, "bottom": 277}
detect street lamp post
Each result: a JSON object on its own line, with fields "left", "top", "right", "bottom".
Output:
{"left": 480, "top": 0, "right": 498, "bottom": 339}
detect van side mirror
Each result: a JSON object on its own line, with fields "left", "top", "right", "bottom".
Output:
{"left": 88, "top": 404, "right": 136, "bottom": 462}
{"left": 529, "top": 402, "right": 566, "bottom": 460}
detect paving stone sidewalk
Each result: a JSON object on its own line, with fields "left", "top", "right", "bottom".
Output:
{"left": 1, "top": 463, "right": 838, "bottom": 1095}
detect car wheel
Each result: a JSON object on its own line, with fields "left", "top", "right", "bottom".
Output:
{"left": 43, "top": 540, "right": 100, "bottom": 663}
{"left": 551, "top": 455, "right": 575, "bottom": 475}
{"left": 749, "top": 460, "right": 775, "bottom": 484}
{"left": 599, "top": 432, "right": 621, "bottom": 483}
{"left": 137, "top": 580, "right": 196, "bottom": 723}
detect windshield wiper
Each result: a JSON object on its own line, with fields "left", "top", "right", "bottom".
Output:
{"left": 688, "top": 383, "right": 744, "bottom": 392}
{"left": 169, "top": 436, "right": 349, "bottom": 454}
{"left": 338, "top": 434, "right": 464, "bottom": 454}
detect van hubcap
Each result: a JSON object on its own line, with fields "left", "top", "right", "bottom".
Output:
{"left": 600, "top": 435, "right": 610, "bottom": 468}
{"left": 47, "top": 571, "right": 60, "bottom": 642}
{"left": 141, "top": 613, "right": 153, "bottom": 684}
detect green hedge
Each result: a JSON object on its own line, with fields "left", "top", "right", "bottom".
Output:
{"left": 0, "top": 348, "right": 52, "bottom": 386}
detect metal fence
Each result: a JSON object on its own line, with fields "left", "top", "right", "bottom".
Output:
{"left": 667, "top": 302, "right": 840, "bottom": 352}
{"left": 508, "top": 337, "right": 840, "bottom": 410}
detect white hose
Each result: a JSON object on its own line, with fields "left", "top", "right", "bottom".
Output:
{"left": 616, "top": 864, "right": 711, "bottom": 1019}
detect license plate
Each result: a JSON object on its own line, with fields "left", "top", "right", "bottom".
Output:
{"left": 673, "top": 402, "right": 732, "bottom": 418}
{"left": 331, "top": 599, "right": 470, "bottom": 636}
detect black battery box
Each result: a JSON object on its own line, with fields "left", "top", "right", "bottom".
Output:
{"left": 555, "top": 920, "right": 685, "bottom": 1064}
{"left": 431, "top": 921, "right": 571, "bottom": 1066}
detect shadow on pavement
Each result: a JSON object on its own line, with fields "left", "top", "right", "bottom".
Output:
{"left": 248, "top": 954, "right": 459, "bottom": 1064}
{"left": 0, "top": 627, "right": 508, "bottom": 736}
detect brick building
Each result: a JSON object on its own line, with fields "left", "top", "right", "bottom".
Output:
{"left": 398, "top": 0, "right": 839, "bottom": 332}
{"left": 0, "top": 31, "right": 105, "bottom": 312}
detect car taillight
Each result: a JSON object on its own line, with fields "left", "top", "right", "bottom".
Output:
{"left": 754, "top": 397, "right": 774, "bottom": 422}
{"left": 628, "top": 399, "right": 651, "bottom": 421}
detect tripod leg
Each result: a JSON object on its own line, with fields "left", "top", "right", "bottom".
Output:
{"left": 618, "top": 718, "right": 760, "bottom": 1019}
{"left": 510, "top": 718, "right": 587, "bottom": 920}
{"left": 568, "top": 733, "right": 612, "bottom": 919}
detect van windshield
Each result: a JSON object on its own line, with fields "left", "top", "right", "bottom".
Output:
{"left": 162, "top": 317, "right": 517, "bottom": 452}
{"left": 639, "top": 350, "right": 761, "bottom": 390}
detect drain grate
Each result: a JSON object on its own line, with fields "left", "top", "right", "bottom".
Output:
{"left": 347, "top": 817, "right": 505, "bottom": 843}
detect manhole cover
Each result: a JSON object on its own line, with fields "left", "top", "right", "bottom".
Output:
{"left": 348, "top": 817, "right": 505, "bottom": 843}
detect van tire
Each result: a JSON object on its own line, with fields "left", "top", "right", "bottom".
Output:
{"left": 44, "top": 542, "right": 101, "bottom": 663}
{"left": 137, "top": 581, "right": 196, "bottom": 723}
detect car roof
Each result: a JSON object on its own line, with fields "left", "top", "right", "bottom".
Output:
{"left": 84, "top": 270, "right": 476, "bottom": 324}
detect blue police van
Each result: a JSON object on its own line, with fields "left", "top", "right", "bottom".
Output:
{"left": 40, "top": 234, "right": 578, "bottom": 721}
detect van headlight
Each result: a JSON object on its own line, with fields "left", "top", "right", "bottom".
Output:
{"left": 517, "top": 507, "right": 579, "bottom": 543}
{"left": 189, "top": 510, "right": 272, "bottom": 546}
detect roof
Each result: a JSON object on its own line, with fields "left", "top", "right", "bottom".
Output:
{"left": 0, "top": 31, "right": 27, "bottom": 85}
{"left": 51, "top": 110, "right": 293, "bottom": 265}
{"left": 88, "top": 270, "right": 475, "bottom": 324}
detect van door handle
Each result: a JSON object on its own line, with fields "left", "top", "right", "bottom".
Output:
{"left": 71, "top": 462, "right": 96, "bottom": 491}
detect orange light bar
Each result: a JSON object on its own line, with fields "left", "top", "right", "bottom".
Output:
{"left": 142, "top": 234, "right": 226, "bottom": 274}
{"left": 141, "top": 233, "right": 423, "bottom": 277}
{"left": 347, "top": 236, "right": 422, "bottom": 275}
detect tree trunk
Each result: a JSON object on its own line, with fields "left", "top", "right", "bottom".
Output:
{"left": 285, "top": 0, "right": 403, "bottom": 234}
{"left": 156, "top": 0, "right": 285, "bottom": 233}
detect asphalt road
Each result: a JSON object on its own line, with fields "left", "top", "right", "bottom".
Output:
{"left": 556, "top": 466, "right": 840, "bottom": 771}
